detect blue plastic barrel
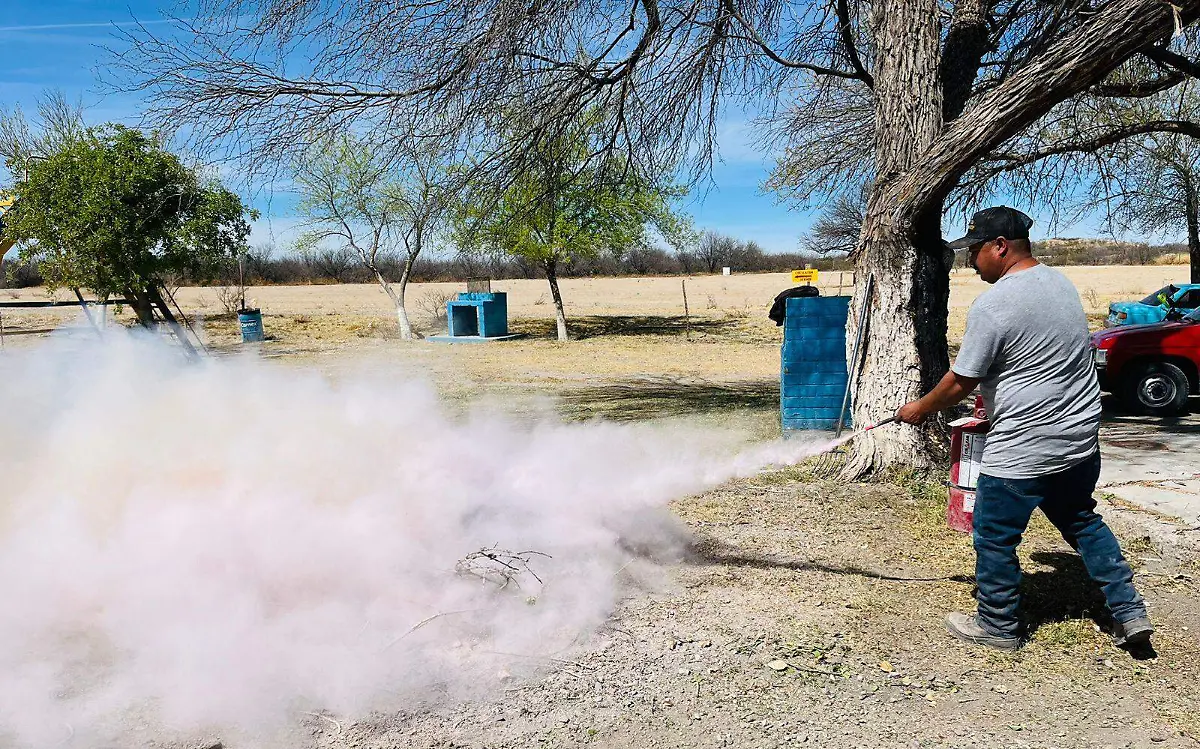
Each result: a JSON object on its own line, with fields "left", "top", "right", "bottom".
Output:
{"left": 780, "top": 296, "right": 851, "bottom": 431}
{"left": 238, "top": 308, "right": 264, "bottom": 342}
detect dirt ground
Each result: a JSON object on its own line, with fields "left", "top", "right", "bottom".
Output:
{"left": 304, "top": 472, "right": 1200, "bottom": 749}
{"left": 4, "top": 265, "right": 1199, "bottom": 748}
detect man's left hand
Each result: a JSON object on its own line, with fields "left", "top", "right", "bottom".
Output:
{"left": 896, "top": 401, "right": 927, "bottom": 425}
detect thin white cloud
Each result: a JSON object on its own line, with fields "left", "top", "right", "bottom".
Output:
{"left": 0, "top": 19, "right": 175, "bottom": 33}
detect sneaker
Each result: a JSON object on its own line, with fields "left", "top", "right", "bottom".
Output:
{"left": 1112, "top": 616, "right": 1154, "bottom": 647}
{"left": 945, "top": 612, "right": 1022, "bottom": 650}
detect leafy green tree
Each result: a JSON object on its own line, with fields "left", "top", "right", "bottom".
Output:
{"left": 454, "top": 120, "right": 684, "bottom": 341}
{"left": 294, "top": 134, "right": 452, "bottom": 339}
{"left": 1, "top": 120, "right": 254, "bottom": 329}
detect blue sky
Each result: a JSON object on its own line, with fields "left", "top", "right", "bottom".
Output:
{"left": 0, "top": 1, "right": 1127, "bottom": 254}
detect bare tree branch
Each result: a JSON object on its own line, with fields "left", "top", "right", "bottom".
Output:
{"left": 889, "top": 0, "right": 1196, "bottom": 215}
{"left": 1143, "top": 45, "right": 1200, "bottom": 79}
{"left": 981, "top": 120, "right": 1200, "bottom": 177}
{"left": 834, "top": 0, "right": 873, "bottom": 87}
{"left": 1092, "top": 68, "right": 1186, "bottom": 98}
{"left": 720, "top": 0, "right": 864, "bottom": 79}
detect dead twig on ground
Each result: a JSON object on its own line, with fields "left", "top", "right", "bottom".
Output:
{"left": 303, "top": 712, "right": 344, "bottom": 735}
{"left": 602, "top": 624, "right": 636, "bottom": 638}
{"left": 455, "top": 546, "right": 552, "bottom": 590}
{"left": 1099, "top": 474, "right": 1200, "bottom": 489}
{"left": 381, "top": 608, "right": 485, "bottom": 651}
{"left": 482, "top": 650, "right": 594, "bottom": 670}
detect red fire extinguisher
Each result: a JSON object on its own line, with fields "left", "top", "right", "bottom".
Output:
{"left": 946, "top": 394, "right": 988, "bottom": 534}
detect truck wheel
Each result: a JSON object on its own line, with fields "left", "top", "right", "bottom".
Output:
{"left": 1122, "top": 362, "right": 1191, "bottom": 416}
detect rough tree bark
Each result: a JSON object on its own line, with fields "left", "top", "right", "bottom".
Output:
{"left": 845, "top": 0, "right": 948, "bottom": 475}
{"left": 846, "top": 0, "right": 1194, "bottom": 476}
{"left": 1187, "top": 174, "right": 1200, "bottom": 284}
{"left": 543, "top": 257, "right": 569, "bottom": 341}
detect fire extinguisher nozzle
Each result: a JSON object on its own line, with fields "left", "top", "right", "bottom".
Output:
{"left": 864, "top": 416, "right": 898, "bottom": 432}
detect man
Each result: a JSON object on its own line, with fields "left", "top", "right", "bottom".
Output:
{"left": 895, "top": 206, "right": 1152, "bottom": 650}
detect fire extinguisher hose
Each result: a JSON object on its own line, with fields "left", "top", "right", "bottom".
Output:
{"left": 862, "top": 415, "right": 897, "bottom": 432}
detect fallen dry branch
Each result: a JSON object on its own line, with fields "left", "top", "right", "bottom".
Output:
{"left": 455, "top": 547, "right": 552, "bottom": 590}
{"left": 381, "top": 608, "right": 486, "bottom": 651}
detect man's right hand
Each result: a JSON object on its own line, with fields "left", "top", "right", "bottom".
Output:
{"left": 894, "top": 370, "right": 983, "bottom": 427}
{"left": 896, "top": 401, "right": 928, "bottom": 425}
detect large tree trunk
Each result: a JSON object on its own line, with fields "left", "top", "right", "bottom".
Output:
{"left": 843, "top": 0, "right": 1187, "bottom": 476}
{"left": 1186, "top": 175, "right": 1200, "bottom": 284}
{"left": 125, "top": 286, "right": 157, "bottom": 329}
{"left": 543, "top": 258, "right": 569, "bottom": 341}
{"left": 844, "top": 0, "right": 947, "bottom": 476}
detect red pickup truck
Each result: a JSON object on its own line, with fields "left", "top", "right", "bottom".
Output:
{"left": 1090, "top": 307, "right": 1200, "bottom": 415}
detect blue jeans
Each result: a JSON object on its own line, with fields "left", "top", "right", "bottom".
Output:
{"left": 973, "top": 451, "right": 1147, "bottom": 637}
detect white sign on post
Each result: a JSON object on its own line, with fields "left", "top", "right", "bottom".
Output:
{"left": 722, "top": 267, "right": 731, "bottom": 276}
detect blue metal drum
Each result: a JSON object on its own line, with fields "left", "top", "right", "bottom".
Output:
{"left": 780, "top": 296, "right": 851, "bottom": 431}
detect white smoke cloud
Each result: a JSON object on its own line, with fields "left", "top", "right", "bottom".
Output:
{"left": 0, "top": 330, "right": 840, "bottom": 747}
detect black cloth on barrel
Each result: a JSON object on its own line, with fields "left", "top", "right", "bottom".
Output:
{"left": 768, "top": 285, "right": 820, "bottom": 326}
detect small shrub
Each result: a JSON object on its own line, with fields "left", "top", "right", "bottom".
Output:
{"left": 214, "top": 285, "right": 244, "bottom": 316}
{"left": 4, "top": 260, "right": 43, "bottom": 288}
{"left": 1153, "top": 252, "right": 1189, "bottom": 265}
{"left": 415, "top": 290, "right": 456, "bottom": 327}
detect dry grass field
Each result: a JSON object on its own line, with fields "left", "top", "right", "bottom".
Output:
{"left": 4, "top": 265, "right": 1200, "bottom": 748}
{"left": 0, "top": 264, "right": 1186, "bottom": 421}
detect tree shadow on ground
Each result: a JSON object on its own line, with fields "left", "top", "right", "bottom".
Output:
{"left": 1021, "top": 550, "right": 1157, "bottom": 659}
{"left": 557, "top": 377, "right": 779, "bottom": 421}
{"left": 1100, "top": 393, "right": 1200, "bottom": 429}
{"left": 511, "top": 315, "right": 748, "bottom": 340}
{"left": 686, "top": 534, "right": 975, "bottom": 585}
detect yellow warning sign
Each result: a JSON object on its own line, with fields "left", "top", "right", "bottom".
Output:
{"left": 791, "top": 269, "right": 819, "bottom": 284}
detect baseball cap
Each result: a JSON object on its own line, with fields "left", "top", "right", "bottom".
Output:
{"left": 946, "top": 206, "right": 1034, "bottom": 249}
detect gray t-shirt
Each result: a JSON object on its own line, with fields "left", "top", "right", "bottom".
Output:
{"left": 952, "top": 264, "right": 1101, "bottom": 479}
